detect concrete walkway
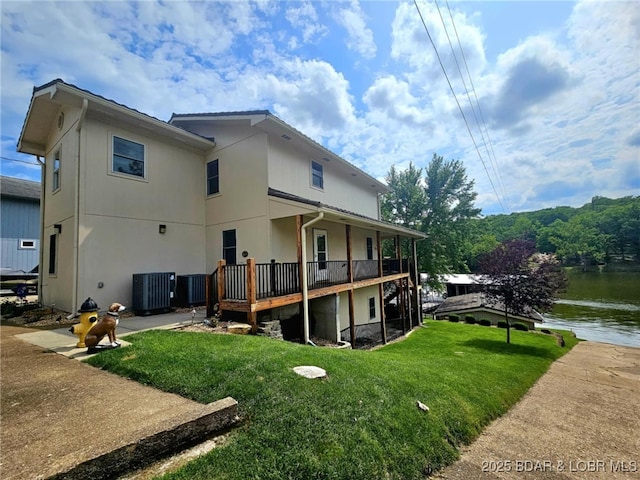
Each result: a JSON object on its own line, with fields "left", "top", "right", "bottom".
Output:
{"left": 1, "top": 311, "right": 238, "bottom": 480}
{"left": 434, "top": 341, "right": 640, "bottom": 479}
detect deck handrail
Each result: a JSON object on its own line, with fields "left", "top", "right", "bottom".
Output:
{"left": 213, "top": 258, "right": 409, "bottom": 302}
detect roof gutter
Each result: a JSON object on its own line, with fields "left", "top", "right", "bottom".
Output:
{"left": 36, "top": 156, "right": 45, "bottom": 306}
{"left": 72, "top": 98, "right": 88, "bottom": 312}
{"left": 300, "top": 212, "right": 324, "bottom": 345}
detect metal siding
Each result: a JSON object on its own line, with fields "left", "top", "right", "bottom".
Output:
{"left": 0, "top": 197, "right": 40, "bottom": 272}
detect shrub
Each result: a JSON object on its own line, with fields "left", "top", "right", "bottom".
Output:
{"left": 513, "top": 323, "right": 529, "bottom": 331}
{"left": 497, "top": 321, "right": 509, "bottom": 329}
{"left": 479, "top": 319, "right": 492, "bottom": 326}
{"left": 464, "top": 315, "right": 476, "bottom": 324}
{"left": 448, "top": 314, "right": 460, "bottom": 322}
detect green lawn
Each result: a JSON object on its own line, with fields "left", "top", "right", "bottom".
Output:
{"left": 88, "top": 320, "right": 579, "bottom": 479}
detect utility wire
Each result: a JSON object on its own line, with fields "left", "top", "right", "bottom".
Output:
{"left": 444, "top": 0, "right": 509, "bottom": 210}
{"left": 1, "top": 156, "right": 40, "bottom": 166}
{"left": 413, "top": 0, "right": 506, "bottom": 213}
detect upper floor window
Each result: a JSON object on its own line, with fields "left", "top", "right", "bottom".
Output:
{"left": 52, "top": 149, "right": 61, "bottom": 191}
{"left": 113, "top": 136, "right": 145, "bottom": 178}
{"left": 366, "top": 237, "right": 374, "bottom": 260}
{"left": 207, "top": 159, "right": 219, "bottom": 195}
{"left": 311, "top": 160, "right": 323, "bottom": 189}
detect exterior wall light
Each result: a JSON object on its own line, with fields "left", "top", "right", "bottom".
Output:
{"left": 159, "top": 224, "right": 167, "bottom": 234}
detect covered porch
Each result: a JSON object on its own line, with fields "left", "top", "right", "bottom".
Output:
{"left": 206, "top": 193, "right": 425, "bottom": 348}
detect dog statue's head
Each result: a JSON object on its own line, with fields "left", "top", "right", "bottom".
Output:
{"left": 108, "top": 303, "right": 126, "bottom": 314}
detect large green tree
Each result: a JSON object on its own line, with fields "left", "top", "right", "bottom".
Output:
{"left": 381, "top": 154, "right": 481, "bottom": 289}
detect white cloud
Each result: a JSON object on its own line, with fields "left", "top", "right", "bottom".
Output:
{"left": 264, "top": 59, "right": 356, "bottom": 139}
{"left": 333, "top": 1, "right": 376, "bottom": 59}
{"left": 285, "top": 1, "right": 328, "bottom": 43}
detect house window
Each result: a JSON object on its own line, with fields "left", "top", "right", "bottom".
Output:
{"left": 366, "top": 237, "right": 373, "bottom": 260}
{"left": 48, "top": 234, "right": 57, "bottom": 275}
{"left": 207, "top": 159, "right": 219, "bottom": 195}
{"left": 53, "top": 149, "right": 61, "bottom": 191}
{"left": 311, "top": 160, "right": 323, "bottom": 189}
{"left": 19, "top": 239, "right": 36, "bottom": 250}
{"left": 222, "top": 229, "right": 237, "bottom": 265}
{"left": 113, "top": 136, "right": 145, "bottom": 178}
{"left": 369, "top": 297, "right": 376, "bottom": 319}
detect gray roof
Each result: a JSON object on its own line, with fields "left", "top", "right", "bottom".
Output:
{"left": 0, "top": 176, "right": 40, "bottom": 201}
{"left": 433, "top": 293, "right": 543, "bottom": 322}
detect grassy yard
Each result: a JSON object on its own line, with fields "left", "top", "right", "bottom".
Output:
{"left": 88, "top": 321, "right": 579, "bottom": 479}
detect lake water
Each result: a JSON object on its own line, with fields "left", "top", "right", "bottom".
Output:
{"left": 536, "top": 270, "right": 640, "bottom": 348}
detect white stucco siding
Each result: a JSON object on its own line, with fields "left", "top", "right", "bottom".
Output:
{"left": 77, "top": 215, "right": 206, "bottom": 309}
{"left": 81, "top": 120, "right": 206, "bottom": 225}
{"left": 349, "top": 226, "right": 379, "bottom": 260}
{"left": 67, "top": 118, "right": 208, "bottom": 309}
{"left": 270, "top": 217, "right": 298, "bottom": 263}
{"left": 205, "top": 133, "right": 269, "bottom": 225}
{"left": 43, "top": 106, "right": 82, "bottom": 230}
{"left": 338, "top": 286, "right": 381, "bottom": 333}
{"left": 206, "top": 216, "right": 270, "bottom": 271}
{"left": 267, "top": 138, "right": 381, "bottom": 219}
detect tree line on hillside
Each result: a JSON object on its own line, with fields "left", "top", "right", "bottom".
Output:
{"left": 467, "top": 195, "right": 640, "bottom": 270}
{"left": 381, "top": 157, "right": 640, "bottom": 285}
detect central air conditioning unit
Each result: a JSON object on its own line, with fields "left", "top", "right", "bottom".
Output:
{"left": 132, "top": 272, "right": 175, "bottom": 316}
{"left": 176, "top": 274, "right": 207, "bottom": 307}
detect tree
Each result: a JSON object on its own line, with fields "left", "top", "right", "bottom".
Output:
{"left": 420, "top": 154, "right": 481, "bottom": 288}
{"left": 380, "top": 162, "right": 426, "bottom": 260}
{"left": 478, "top": 239, "right": 567, "bottom": 343}
{"left": 381, "top": 154, "right": 481, "bottom": 290}
{"left": 380, "top": 162, "right": 425, "bottom": 229}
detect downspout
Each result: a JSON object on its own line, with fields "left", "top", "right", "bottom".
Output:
{"left": 72, "top": 99, "right": 88, "bottom": 311}
{"left": 300, "top": 211, "right": 324, "bottom": 345}
{"left": 36, "top": 156, "right": 45, "bottom": 306}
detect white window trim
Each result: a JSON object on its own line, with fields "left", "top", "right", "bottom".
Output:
{"left": 52, "top": 148, "right": 61, "bottom": 192}
{"left": 109, "top": 134, "right": 148, "bottom": 181}
{"left": 19, "top": 239, "right": 37, "bottom": 250}
{"left": 206, "top": 159, "right": 221, "bottom": 197}
{"left": 310, "top": 160, "right": 324, "bottom": 191}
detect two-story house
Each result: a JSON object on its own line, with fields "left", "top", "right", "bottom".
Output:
{"left": 17, "top": 79, "right": 425, "bottom": 346}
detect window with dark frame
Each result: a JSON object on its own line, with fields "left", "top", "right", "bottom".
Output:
{"left": 112, "top": 136, "right": 145, "bottom": 178}
{"left": 48, "top": 234, "right": 57, "bottom": 275}
{"left": 369, "top": 297, "right": 376, "bottom": 319}
{"left": 366, "top": 237, "right": 373, "bottom": 260}
{"left": 53, "top": 149, "right": 61, "bottom": 191}
{"left": 207, "top": 159, "right": 219, "bottom": 195}
{"left": 311, "top": 160, "right": 323, "bottom": 189}
{"left": 222, "top": 229, "right": 237, "bottom": 265}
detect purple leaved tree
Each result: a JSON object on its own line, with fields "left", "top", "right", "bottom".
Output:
{"left": 478, "top": 239, "right": 568, "bottom": 344}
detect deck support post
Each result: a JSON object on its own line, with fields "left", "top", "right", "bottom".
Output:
{"left": 246, "top": 258, "right": 257, "bottom": 333}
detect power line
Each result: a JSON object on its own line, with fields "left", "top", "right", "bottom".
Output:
{"left": 1, "top": 156, "right": 40, "bottom": 166}
{"left": 413, "top": 0, "right": 506, "bottom": 213}
{"left": 444, "top": 0, "right": 509, "bottom": 211}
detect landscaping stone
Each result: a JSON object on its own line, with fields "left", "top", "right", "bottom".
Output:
{"left": 227, "top": 322, "right": 252, "bottom": 335}
{"left": 293, "top": 365, "right": 327, "bottom": 379}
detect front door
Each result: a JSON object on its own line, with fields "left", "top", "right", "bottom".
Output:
{"left": 313, "top": 229, "right": 328, "bottom": 283}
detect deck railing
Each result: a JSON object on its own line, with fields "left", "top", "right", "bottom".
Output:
{"left": 256, "top": 261, "right": 300, "bottom": 299}
{"left": 214, "top": 258, "right": 409, "bottom": 303}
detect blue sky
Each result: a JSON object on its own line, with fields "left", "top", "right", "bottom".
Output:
{"left": 1, "top": 0, "right": 638, "bottom": 215}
